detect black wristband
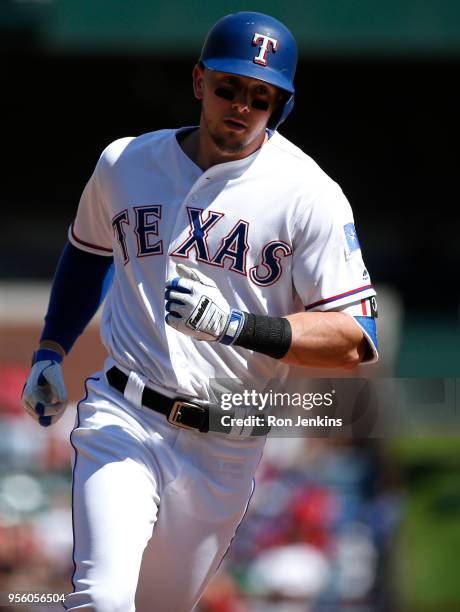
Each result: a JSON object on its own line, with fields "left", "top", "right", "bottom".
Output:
{"left": 233, "top": 312, "right": 292, "bottom": 359}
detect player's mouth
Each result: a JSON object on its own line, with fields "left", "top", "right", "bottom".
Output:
{"left": 223, "top": 118, "right": 247, "bottom": 131}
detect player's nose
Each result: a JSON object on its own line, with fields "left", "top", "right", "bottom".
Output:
{"left": 231, "top": 89, "right": 251, "bottom": 113}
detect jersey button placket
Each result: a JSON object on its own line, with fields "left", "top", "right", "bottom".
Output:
{"left": 167, "top": 176, "right": 209, "bottom": 268}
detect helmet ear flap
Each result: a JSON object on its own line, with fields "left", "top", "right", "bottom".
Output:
{"left": 268, "top": 92, "right": 294, "bottom": 130}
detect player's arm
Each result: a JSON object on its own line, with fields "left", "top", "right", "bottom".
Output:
{"left": 165, "top": 264, "right": 377, "bottom": 368}
{"left": 21, "top": 242, "right": 114, "bottom": 426}
{"left": 280, "top": 311, "right": 367, "bottom": 368}
{"left": 22, "top": 143, "right": 117, "bottom": 425}
{"left": 282, "top": 293, "right": 379, "bottom": 367}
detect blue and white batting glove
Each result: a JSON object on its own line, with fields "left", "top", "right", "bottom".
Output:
{"left": 165, "top": 264, "right": 245, "bottom": 344}
{"left": 21, "top": 349, "right": 68, "bottom": 427}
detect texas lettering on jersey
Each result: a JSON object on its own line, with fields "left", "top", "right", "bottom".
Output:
{"left": 111, "top": 205, "right": 291, "bottom": 286}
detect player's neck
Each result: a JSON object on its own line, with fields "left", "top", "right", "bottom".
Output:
{"left": 180, "top": 127, "right": 267, "bottom": 171}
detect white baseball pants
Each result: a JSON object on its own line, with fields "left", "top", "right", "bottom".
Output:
{"left": 64, "top": 372, "right": 264, "bottom": 612}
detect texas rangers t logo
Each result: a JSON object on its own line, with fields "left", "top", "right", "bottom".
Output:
{"left": 252, "top": 32, "right": 278, "bottom": 66}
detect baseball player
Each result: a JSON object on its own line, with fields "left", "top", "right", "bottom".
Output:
{"left": 21, "top": 11, "right": 378, "bottom": 612}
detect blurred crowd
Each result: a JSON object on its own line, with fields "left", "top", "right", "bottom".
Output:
{"left": 0, "top": 365, "right": 74, "bottom": 610}
{"left": 0, "top": 364, "right": 402, "bottom": 612}
{"left": 198, "top": 436, "right": 402, "bottom": 612}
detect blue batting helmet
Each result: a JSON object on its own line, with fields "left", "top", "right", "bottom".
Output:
{"left": 199, "top": 11, "right": 297, "bottom": 129}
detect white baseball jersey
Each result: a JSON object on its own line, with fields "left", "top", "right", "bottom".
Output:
{"left": 69, "top": 127, "right": 376, "bottom": 400}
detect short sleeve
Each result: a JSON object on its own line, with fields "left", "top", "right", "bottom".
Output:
{"left": 292, "top": 183, "right": 375, "bottom": 311}
{"left": 68, "top": 156, "right": 114, "bottom": 256}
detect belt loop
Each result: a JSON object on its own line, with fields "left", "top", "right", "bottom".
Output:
{"left": 124, "top": 370, "right": 148, "bottom": 408}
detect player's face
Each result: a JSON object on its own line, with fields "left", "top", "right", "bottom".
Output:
{"left": 193, "top": 65, "right": 281, "bottom": 158}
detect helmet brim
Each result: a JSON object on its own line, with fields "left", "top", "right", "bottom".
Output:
{"left": 202, "top": 58, "right": 295, "bottom": 95}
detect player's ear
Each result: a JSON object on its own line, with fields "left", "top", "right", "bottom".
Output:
{"left": 192, "top": 62, "right": 205, "bottom": 100}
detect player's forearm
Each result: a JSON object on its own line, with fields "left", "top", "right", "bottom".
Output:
{"left": 280, "top": 311, "right": 366, "bottom": 369}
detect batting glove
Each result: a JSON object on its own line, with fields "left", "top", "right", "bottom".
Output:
{"left": 165, "top": 264, "right": 245, "bottom": 344}
{"left": 21, "top": 349, "right": 68, "bottom": 427}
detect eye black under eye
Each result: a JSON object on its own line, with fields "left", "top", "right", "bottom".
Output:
{"left": 214, "top": 87, "right": 234, "bottom": 101}
{"left": 252, "top": 99, "right": 269, "bottom": 111}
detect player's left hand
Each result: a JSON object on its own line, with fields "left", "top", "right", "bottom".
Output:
{"left": 165, "top": 264, "right": 235, "bottom": 342}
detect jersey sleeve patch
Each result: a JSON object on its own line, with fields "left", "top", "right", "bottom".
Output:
{"left": 343, "top": 223, "right": 361, "bottom": 259}
{"left": 68, "top": 223, "right": 113, "bottom": 257}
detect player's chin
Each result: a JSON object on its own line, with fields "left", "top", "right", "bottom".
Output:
{"left": 212, "top": 131, "right": 246, "bottom": 153}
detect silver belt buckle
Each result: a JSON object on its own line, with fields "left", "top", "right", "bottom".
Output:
{"left": 168, "top": 400, "right": 204, "bottom": 430}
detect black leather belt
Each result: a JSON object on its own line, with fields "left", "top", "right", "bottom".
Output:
{"left": 106, "top": 366, "right": 209, "bottom": 433}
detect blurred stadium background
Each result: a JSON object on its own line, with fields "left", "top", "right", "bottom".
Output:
{"left": 1, "top": 1, "right": 459, "bottom": 610}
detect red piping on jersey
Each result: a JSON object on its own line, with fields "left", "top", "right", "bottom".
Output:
{"left": 304, "top": 285, "right": 374, "bottom": 311}
{"left": 70, "top": 223, "right": 113, "bottom": 254}
{"left": 361, "top": 299, "right": 367, "bottom": 315}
